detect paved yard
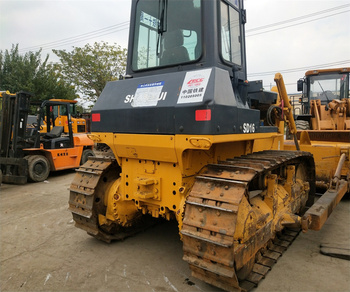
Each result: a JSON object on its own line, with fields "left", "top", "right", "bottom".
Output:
{"left": 1, "top": 171, "right": 349, "bottom": 291}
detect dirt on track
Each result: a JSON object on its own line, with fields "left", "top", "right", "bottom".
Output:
{"left": 0, "top": 170, "right": 349, "bottom": 292}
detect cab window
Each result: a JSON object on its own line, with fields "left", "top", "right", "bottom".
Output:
{"left": 220, "top": 1, "right": 242, "bottom": 66}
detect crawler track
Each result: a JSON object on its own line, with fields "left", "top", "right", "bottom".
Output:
{"left": 68, "top": 157, "right": 154, "bottom": 243}
{"left": 68, "top": 150, "right": 315, "bottom": 291}
{"left": 181, "top": 150, "right": 315, "bottom": 291}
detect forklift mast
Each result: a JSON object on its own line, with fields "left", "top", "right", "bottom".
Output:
{"left": 0, "top": 92, "right": 32, "bottom": 184}
{"left": 0, "top": 91, "right": 32, "bottom": 159}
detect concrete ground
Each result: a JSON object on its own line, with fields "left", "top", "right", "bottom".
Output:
{"left": 1, "top": 170, "right": 349, "bottom": 292}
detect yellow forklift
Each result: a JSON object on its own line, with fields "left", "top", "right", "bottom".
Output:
{"left": 0, "top": 91, "right": 94, "bottom": 184}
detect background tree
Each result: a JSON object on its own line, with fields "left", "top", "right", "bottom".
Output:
{"left": 0, "top": 44, "right": 76, "bottom": 102}
{"left": 53, "top": 41, "right": 127, "bottom": 104}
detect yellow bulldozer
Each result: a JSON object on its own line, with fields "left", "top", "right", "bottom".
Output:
{"left": 283, "top": 68, "right": 350, "bottom": 190}
{"left": 68, "top": 1, "right": 348, "bottom": 291}
{"left": 295, "top": 67, "right": 350, "bottom": 132}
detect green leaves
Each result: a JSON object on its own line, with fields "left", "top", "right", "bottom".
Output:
{"left": 0, "top": 42, "right": 127, "bottom": 108}
{"left": 53, "top": 41, "right": 127, "bottom": 104}
{"left": 0, "top": 44, "right": 76, "bottom": 101}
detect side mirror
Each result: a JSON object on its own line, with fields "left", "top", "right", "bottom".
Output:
{"left": 297, "top": 79, "right": 304, "bottom": 92}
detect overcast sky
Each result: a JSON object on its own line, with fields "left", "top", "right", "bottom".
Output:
{"left": 1, "top": 0, "right": 349, "bottom": 94}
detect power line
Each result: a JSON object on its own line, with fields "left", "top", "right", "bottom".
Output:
{"left": 246, "top": 10, "right": 349, "bottom": 37}
{"left": 246, "top": 4, "right": 350, "bottom": 33}
{"left": 18, "top": 4, "right": 349, "bottom": 53}
{"left": 20, "top": 22, "right": 127, "bottom": 49}
{"left": 247, "top": 60, "right": 350, "bottom": 77}
{"left": 19, "top": 22, "right": 129, "bottom": 53}
{"left": 19, "top": 23, "right": 129, "bottom": 52}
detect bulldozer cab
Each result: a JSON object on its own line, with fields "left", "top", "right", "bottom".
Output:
{"left": 128, "top": 0, "right": 246, "bottom": 80}
{"left": 297, "top": 68, "right": 350, "bottom": 115}
{"left": 308, "top": 72, "right": 349, "bottom": 103}
{"left": 295, "top": 68, "right": 350, "bottom": 131}
{"left": 93, "top": 0, "right": 277, "bottom": 136}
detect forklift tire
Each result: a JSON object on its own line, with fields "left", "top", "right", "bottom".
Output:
{"left": 80, "top": 149, "right": 95, "bottom": 165}
{"left": 26, "top": 155, "right": 50, "bottom": 182}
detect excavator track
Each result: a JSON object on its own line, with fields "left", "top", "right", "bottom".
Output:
{"left": 181, "top": 150, "right": 315, "bottom": 292}
{"left": 68, "top": 156, "right": 155, "bottom": 243}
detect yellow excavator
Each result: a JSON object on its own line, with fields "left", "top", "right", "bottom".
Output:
{"left": 68, "top": 1, "right": 347, "bottom": 291}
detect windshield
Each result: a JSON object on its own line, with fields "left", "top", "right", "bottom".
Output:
{"left": 53, "top": 104, "right": 76, "bottom": 116}
{"left": 132, "top": 0, "right": 201, "bottom": 70}
{"left": 308, "top": 72, "right": 349, "bottom": 104}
